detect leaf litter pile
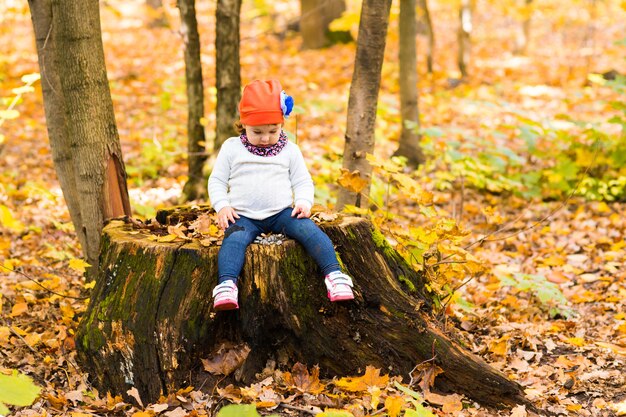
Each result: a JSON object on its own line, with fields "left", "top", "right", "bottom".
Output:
{"left": 2, "top": 0, "right": 626, "bottom": 416}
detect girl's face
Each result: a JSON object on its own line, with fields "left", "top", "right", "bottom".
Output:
{"left": 243, "top": 124, "right": 281, "bottom": 147}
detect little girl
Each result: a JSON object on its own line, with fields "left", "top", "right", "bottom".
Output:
{"left": 208, "top": 79, "right": 355, "bottom": 310}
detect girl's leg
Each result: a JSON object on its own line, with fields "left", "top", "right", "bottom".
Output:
{"left": 271, "top": 208, "right": 340, "bottom": 275}
{"left": 217, "top": 216, "right": 262, "bottom": 283}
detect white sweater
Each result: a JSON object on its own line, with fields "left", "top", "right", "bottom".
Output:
{"left": 208, "top": 137, "right": 315, "bottom": 220}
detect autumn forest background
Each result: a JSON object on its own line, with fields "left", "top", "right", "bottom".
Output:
{"left": 1, "top": 0, "right": 626, "bottom": 416}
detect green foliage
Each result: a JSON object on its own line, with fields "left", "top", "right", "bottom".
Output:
{"left": 404, "top": 406, "right": 436, "bottom": 417}
{"left": 318, "top": 411, "right": 354, "bottom": 417}
{"left": 498, "top": 273, "right": 573, "bottom": 318}
{"left": 0, "top": 370, "right": 41, "bottom": 415}
{"left": 216, "top": 404, "right": 279, "bottom": 417}
{"left": 125, "top": 132, "right": 181, "bottom": 184}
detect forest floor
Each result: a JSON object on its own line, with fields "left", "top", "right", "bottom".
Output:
{"left": 1, "top": 0, "right": 626, "bottom": 416}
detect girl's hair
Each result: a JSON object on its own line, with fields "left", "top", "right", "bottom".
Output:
{"left": 234, "top": 120, "right": 245, "bottom": 134}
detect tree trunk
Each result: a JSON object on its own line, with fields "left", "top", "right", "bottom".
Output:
{"left": 215, "top": 0, "right": 241, "bottom": 151}
{"left": 146, "top": 0, "right": 169, "bottom": 28}
{"left": 393, "top": 0, "right": 425, "bottom": 169}
{"left": 300, "top": 0, "right": 346, "bottom": 50}
{"left": 76, "top": 207, "right": 532, "bottom": 410}
{"left": 417, "top": 0, "right": 434, "bottom": 73}
{"left": 178, "top": 0, "right": 208, "bottom": 202}
{"left": 457, "top": 0, "right": 474, "bottom": 78}
{"left": 514, "top": 0, "right": 532, "bottom": 55}
{"left": 336, "top": 0, "right": 392, "bottom": 210}
{"left": 28, "top": 0, "right": 86, "bottom": 253}
{"left": 29, "top": 0, "right": 132, "bottom": 271}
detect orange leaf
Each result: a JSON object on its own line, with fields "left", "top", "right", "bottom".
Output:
{"left": 337, "top": 169, "right": 368, "bottom": 193}
{"left": 10, "top": 302, "right": 28, "bottom": 317}
{"left": 335, "top": 366, "right": 389, "bottom": 392}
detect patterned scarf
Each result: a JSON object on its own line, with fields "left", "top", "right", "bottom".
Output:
{"left": 240, "top": 131, "right": 288, "bottom": 157}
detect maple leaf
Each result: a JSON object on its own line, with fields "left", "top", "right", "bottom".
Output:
{"left": 282, "top": 363, "right": 325, "bottom": 394}
{"left": 335, "top": 366, "right": 389, "bottom": 392}
{"left": 337, "top": 169, "right": 368, "bottom": 193}
{"left": 202, "top": 342, "right": 250, "bottom": 376}
{"left": 68, "top": 258, "right": 91, "bottom": 274}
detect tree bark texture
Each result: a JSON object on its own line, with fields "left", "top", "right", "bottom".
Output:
{"left": 178, "top": 0, "right": 208, "bottom": 202}
{"left": 300, "top": 0, "right": 346, "bottom": 50}
{"left": 336, "top": 0, "right": 392, "bottom": 210}
{"left": 417, "top": 0, "right": 434, "bottom": 73}
{"left": 393, "top": 0, "right": 425, "bottom": 169}
{"left": 457, "top": 0, "right": 474, "bottom": 78}
{"left": 28, "top": 0, "right": 87, "bottom": 253}
{"left": 30, "top": 0, "right": 132, "bottom": 270}
{"left": 76, "top": 207, "right": 531, "bottom": 409}
{"left": 215, "top": 0, "right": 241, "bottom": 151}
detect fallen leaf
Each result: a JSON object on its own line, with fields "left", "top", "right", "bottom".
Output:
{"left": 127, "top": 387, "right": 144, "bottom": 408}
{"left": 68, "top": 258, "right": 91, "bottom": 273}
{"left": 202, "top": 342, "right": 251, "bottom": 376}
{"left": 283, "top": 363, "right": 325, "bottom": 394}
{"left": 510, "top": 405, "right": 527, "bottom": 417}
{"left": 335, "top": 366, "right": 389, "bottom": 392}
{"left": 385, "top": 395, "right": 404, "bottom": 417}
{"left": 10, "top": 302, "right": 28, "bottom": 317}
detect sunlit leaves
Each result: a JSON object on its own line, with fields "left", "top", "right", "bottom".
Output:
{"left": 0, "top": 371, "right": 41, "bottom": 414}
{"left": 0, "top": 204, "right": 25, "bottom": 233}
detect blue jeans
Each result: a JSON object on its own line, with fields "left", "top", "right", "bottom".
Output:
{"left": 218, "top": 208, "right": 340, "bottom": 283}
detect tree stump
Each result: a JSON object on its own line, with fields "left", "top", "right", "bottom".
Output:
{"left": 76, "top": 206, "right": 530, "bottom": 409}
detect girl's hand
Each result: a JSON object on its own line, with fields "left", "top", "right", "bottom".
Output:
{"left": 217, "top": 207, "right": 240, "bottom": 230}
{"left": 291, "top": 203, "right": 311, "bottom": 219}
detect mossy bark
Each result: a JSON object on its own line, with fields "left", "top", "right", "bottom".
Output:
{"left": 76, "top": 208, "right": 531, "bottom": 409}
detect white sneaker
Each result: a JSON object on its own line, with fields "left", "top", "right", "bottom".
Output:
{"left": 325, "top": 271, "right": 354, "bottom": 302}
{"left": 212, "top": 280, "right": 239, "bottom": 310}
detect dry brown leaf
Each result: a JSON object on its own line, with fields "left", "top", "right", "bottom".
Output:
{"left": 283, "top": 363, "right": 325, "bottom": 394}
{"left": 127, "top": 387, "right": 144, "bottom": 408}
{"left": 202, "top": 342, "right": 251, "bottom": 376}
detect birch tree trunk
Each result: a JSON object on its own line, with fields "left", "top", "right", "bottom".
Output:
{"left": 336, "top": 0, "right": 392, "bottom": 210}
{"left": 457, "top": 0, "right": 474, "bottom": 78}
{"left": 393, "top": 0, "right": 425, "bottom": 168}
{"left": 29, "top": 0, "right": 132, "bottom": 271}
{"left": 300, "top": 0, "right": 346, "bottom": 50}
{"left": 215, "top": 0, "right": 241, "bottom": 151}
{"left": 417, "top": 0, "right": 435, "bottom": 73}
{"left": 178, "top": 0, "right": 208, "bottom": 202}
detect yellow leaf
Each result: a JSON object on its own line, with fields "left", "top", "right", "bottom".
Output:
{"left": 11, "top": 302, "right": 28, "bottom": 317}
{"left": 131, "top": 412, "right": 153, "bottom": 417}
{"left": 157, "top": 234, "right": 179, "bottom": 243}
{"left": 0, "top": 205, "right": 25, "bottom": 233}
{"left": 84, "top": 280, "right": 96, "bottom": 289}
{"left": 337, "top": 169, "right": 368, "bottom": 194}
{"left": 566, "top": 337, "right": 585, "bottom": 347}
{"left": 71, "top": 413, "right": 94, "bottom": 417}
{"left": 69, "top": 258, "right": 91, "bottom": 273}
{"left": 595, "top": 341, "right": 626, "bottom": 355}
{"left": 385, "top": 395, "right": 404, "bottom": 417}
{"left": 566, "top": 404, "right": 582, "bottom": 412}
{"left": 0, "top": 327, "right": 10, "bottom": 345}
{"left": 335, "top": 366, "right": 389, "bottom": 392}
{"left": 489, "top": 335, "right": 510, "bottom": 356}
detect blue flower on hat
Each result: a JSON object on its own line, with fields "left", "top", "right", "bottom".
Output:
{"left": 280, "top": 90, "right": 294, "bottom": 118}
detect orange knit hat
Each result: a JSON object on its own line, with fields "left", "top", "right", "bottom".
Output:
{"left": 238, "top": 79, "right": 284, "bottom": 126}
